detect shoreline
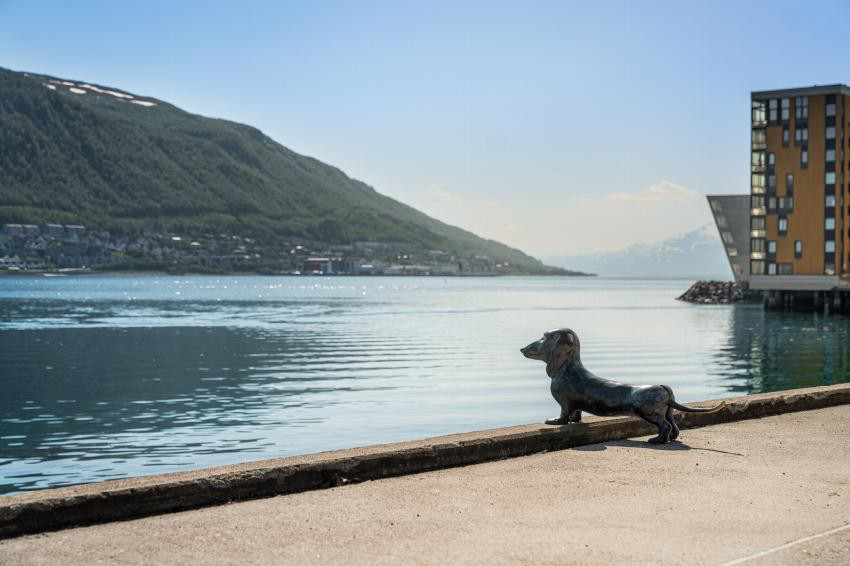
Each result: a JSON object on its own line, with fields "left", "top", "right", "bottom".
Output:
{"left": 0, "top": 270, "right": 596, "bottom": 278}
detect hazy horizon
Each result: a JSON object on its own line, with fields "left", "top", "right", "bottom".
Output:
{"left": 2, "top": 0, "right": 847, "bottom": 257}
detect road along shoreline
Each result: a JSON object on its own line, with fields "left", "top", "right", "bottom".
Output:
{"left": 2, "top": 383, "right": 849, "bottom": 539}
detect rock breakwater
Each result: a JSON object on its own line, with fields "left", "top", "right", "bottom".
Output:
{"left": 677, "top": 280, "right": 762, "bottom": 304}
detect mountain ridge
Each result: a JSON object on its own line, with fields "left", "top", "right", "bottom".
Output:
{"left": 544, "top": 224, "right": 731, "bottom": 278}
{"left": 0, "top": 67, "right": 585, "bottom": 275}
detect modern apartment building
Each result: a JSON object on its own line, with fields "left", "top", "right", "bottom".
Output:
{"left": 711, "top": 84, "right": 850, "bottom": 293}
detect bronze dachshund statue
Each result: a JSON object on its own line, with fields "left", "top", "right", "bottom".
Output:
{"left": 521, "top": 328, "right": 725, "bottom": 444}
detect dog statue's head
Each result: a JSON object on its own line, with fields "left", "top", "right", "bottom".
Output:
{"left": 520, "top": 328, "right": 581, "bottom": 378}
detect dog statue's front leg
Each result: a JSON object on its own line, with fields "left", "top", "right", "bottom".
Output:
{"left": 545, "top": 405, "right": 571, "bottom": 425}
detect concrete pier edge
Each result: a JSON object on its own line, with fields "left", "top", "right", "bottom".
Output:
{"left": 2, "top": 383, "right": 849, "bottom": 539}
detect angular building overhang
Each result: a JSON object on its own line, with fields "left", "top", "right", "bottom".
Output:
{"left": 707, "top": 195, "right": 751, "bottom": 283}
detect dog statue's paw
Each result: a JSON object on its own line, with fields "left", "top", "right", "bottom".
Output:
{"left": 544, "top": 417, "right": 569, "bottom": 425}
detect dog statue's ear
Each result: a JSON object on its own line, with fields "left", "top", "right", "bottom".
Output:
{"left": 545, "top": 333, "right": 565, "bottom": 378}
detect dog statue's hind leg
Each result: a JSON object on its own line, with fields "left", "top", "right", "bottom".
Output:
{"left": 665, "top": 406, "right": 679, "bottom": 440}
{"left": 637, "top": 408, "right": 673, "bottom": 444}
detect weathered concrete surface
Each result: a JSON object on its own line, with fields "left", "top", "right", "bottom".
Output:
{"left": 2, "top": 404, "right": 849, "bottom": 565}
{"left": 2, "top": 384, "right": 850, "bottom": 538}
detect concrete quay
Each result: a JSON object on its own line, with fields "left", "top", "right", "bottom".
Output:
{"left": 2, "top": 402, "right": 849, "bottom": 564}
{"left": 1, "top": 384, "right": 850, "bottom": 564}
{"left": 3, "top": 384, "right": 850, "bottom": 540}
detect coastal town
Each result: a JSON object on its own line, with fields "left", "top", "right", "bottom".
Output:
{"left": 0, "top": 222, "right": 518, "bottom": 276}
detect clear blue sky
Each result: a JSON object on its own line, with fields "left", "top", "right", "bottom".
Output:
{"left": 1, "top": 0, "right": 847, "bottom": 255}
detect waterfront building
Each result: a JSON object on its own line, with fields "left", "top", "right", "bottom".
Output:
{"left": 707, "top": 195, "right": 750, "bottom": 283}
{"left": 710, "top": 84, "right": 850, "bottom": 293}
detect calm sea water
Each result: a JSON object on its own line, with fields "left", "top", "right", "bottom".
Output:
{"left": 1, "top": 275, "right": 848, "bottom": 494}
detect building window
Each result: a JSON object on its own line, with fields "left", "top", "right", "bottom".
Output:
{"left": 786, "top": 174, "right": 794, "bottom": 194}
{"left": 782, "top": 126, "right": 789, "bottom": 146}
{"left": 752, "top": 100, "right": 766, "bottom": 125}
{"left": 752, "top": 128, "right": 766, "bottom": 149}
{"left": 778, "top": 217, "right": 788, "bottom": 235}
{"left": 710, "top": 200, "right": 723, "bottom": 213}
{"left": 826, "top": 171, "right": 836, "bottom": 185}
{"left": 751, "top": 260, "right": 764, "bottom": 275}
{"left": 826, "top": 149, "right": 836, "bottom": 162}
{"left": 768, "top": 240, "right": 777, "bottom": 253}
{"left": 777, "top": 197, "right": 793, "bottom": 212}
{"left": 751, "top": 216, "right": 765, "bottom": 230}
{"left": 795, "top": 96, "right": 808, "bottom": 120}
{"left": 779, "top": 263, "right": 794, "bottom": 275}
{"left": 768, "top": 99, "right": 778, "bottom": 122}
{"left": 801, "top": 148, "right": 808, "bottom": 167}
{"left": 751, "top": 173, "right": 765, "bottom": 192}
{"left": 826, "top": 103, "right": 836, "bottom": 117}
{"left": 768, "top": 263, "right": 777, "bottom": 275}
{"left": 751, "top": 151, "right": 766, "bottom": 171}
{"left": 826, "top": 126, "right": 836, "bottom": 139}
{"left": 826, "top": 263, "right": 836, "bottom": 275}
{"left": 825, "top": 240, "right": 836, "bottom": 253}
{"left": 795, "top": 240, "right": 803, "bottom": 258}
{"left": 751, "top": 239, "right": 765, "bottom": 253}
{"left": 781, "top": 98, "right": 790, "bottom": 121}
{"left": 795, "top": 127, "right": 808, "bottom": 144}
{"left": 716, "top": 215, "right": 728, "bottom": 228}
{"left": 826, "top": 217, "right": 836, "bottom": 230}
{"left": 826, "top": 195, "right": 836, "bottom": 207}
{"left": 768, "top": 197, "right": 777, "bottom": 211}
{"left": 751, "top": 195, "right": 765, "bottom": 210}
{"left": 721, "top": 231, "right": 734, "bottom": 244}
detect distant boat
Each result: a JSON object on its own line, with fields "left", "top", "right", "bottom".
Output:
{"left": 42, "top": 273, "right": 66, "bottom": 277}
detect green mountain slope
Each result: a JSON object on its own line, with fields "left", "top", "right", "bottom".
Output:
{"left": 0, "top": 67, "right": 581, "bottom": 274}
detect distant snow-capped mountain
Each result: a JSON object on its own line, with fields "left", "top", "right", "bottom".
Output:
{"left": 547, "top": 225, "right": 732, "bottom": 278}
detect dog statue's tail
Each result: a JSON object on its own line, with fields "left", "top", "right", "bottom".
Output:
{"left": 662, "top": 385, "right": 726, "bottom": 413}
{"left": 668, "top": 399, "right": 726, "bottom": 413}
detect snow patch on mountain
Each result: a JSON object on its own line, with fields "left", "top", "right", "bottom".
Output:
{"left": 546, "top": 224, "right": 731, "bottom": 278}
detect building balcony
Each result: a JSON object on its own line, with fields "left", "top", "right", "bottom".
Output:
{"left": 751, "top": 230, "right": 766, "bottom": 238}
{"left": 751, "top": 207, "right": 766, "bottom": 216}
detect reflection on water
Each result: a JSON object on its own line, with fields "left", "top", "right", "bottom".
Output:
{"left": 0, "top": 275, "right": 847, "bottom": 494}
{"left": 715, "top": 306, "right": 850, "bottom": 394}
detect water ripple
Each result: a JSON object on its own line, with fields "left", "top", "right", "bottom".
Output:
{"left": 1, "top": 275, "right": 848, "bottom": 494}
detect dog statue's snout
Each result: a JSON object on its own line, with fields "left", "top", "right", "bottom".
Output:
{"left": 521, "top": 339, "right": 543, "bottom": 359}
